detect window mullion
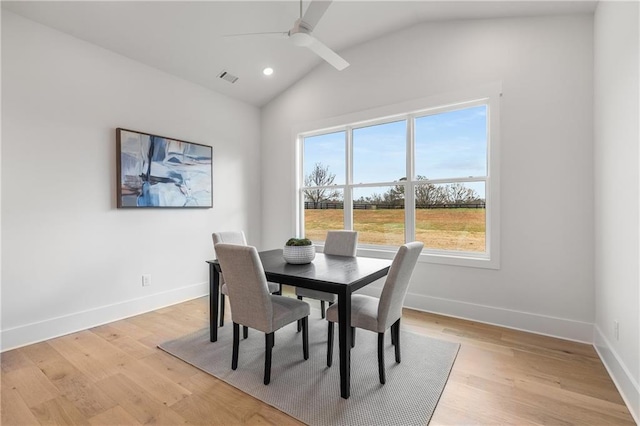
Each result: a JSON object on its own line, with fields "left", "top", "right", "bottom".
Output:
{"left": 344, "top": 127, "right": 353, "bottom": 230}
{"left": 297, "top": 135, "right": 304, "bottom": 238}
{"left": 405, "top": 115, "right": 416, "bottom": 244}
{"left": 416, "top": 176, "right": 487, "bottom": 185}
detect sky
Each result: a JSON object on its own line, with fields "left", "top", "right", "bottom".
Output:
{"left": 303, "top": 104, "right": 487, "bottom": 198}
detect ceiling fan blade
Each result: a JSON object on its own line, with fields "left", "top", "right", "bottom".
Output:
{"left": 223, "top": 31, "right": 289, "bottom": 41}
{"left": 306, "top": 36, "right": 349, "bottom": 71}
{"left": 302, "top": 0, "right": 333, "bottom": 30}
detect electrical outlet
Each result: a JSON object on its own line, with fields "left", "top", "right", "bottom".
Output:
{"left": 614, "top": 320, "right": 619, "bottom": 341}
{"left": 142, "top": 274, "right": 152, "bottom": 287}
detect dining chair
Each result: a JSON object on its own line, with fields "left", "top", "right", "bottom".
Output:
{"left": 215, "top": 243, "right": 310, "bottom": 385}
{"left": 325, "top": 241, "right": 423, "bottom": 384}
{"left": 295, "top": 230, "right": 358, "bottom": 319}
{"left": 212, "top": 231, "right": 281, "bottom": 327}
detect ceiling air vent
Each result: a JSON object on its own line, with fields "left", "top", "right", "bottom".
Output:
{"left": 218, "top": 70, "right": 239, "bottom": 84}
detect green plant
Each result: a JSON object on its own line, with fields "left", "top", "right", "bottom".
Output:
{"left": 285, "top": 237, "right": 312, "bottom": 247}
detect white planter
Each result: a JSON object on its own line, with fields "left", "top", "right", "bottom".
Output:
{"left": 283, "top": 245, "right": 316, "bottom": 264}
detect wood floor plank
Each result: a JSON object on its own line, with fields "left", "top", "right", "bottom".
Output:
{"left": 254, "top": 404, "right": 301, "bottom": 425}
{"left": 158, "top": 304, "right": 209, "bottom": 326}
{"left": 140, "top": 351, "right": 201, "bottom": 385}
{"left": 515, "top": 379, "right": 636, "bottom": 424}
{"left": 175, "top": 369, "right": 226, "bottom": 394}
{"left": 220, "top": 407, "right": 299, "bottom": 426}
{"left": 118, "top": 359, "right": 192, "bottom": 406}
{"left": 3, "top": 364, "right": 61, "bottom": 408}
{"left": 175, "top": 370, "right": 268, "bottom": 421}
{"left": 94, "top": 373, "right": 188, "bottom": 425}
{"left": 19, "top": 340, "right": 117, "bottom": 418}
{"left": 94, "top": 318, "right": 153, "bottom": 342}
{"left": 170, "top": 393, "right": 245, "bottom": 425}
{"left": 1, "top": 381, "right": 42, "bottom": 425}
{"left": 46, "top": 333, "right": 129, "bottom": 383}
{"left": 1, "top": 296, "right": 635, "bottom": 425}
{"left": 21, "top": 341, "right": 69, "bottom": 370}
{"left": 103, "top": 334, "right": 157, "bottom": 360}
{"left": 127, "top": 311, "right": 195, "bottom": 339}
{"left": 1, "top": 348, "right": 35, "bottom": 373}
{"left": 50, "top": 369, "right": 117, "bottom": 419}
{"left": 88, "top": 405, "right": 142, "bottom": 425}
{"left": 88, "top": 324, "right": 124, "bottom": 342}
{"left": 31, "top": 395, "right": 89, "bottom": 425}
{"left": 66, "top": 330, "right": 135, "bottom": 370}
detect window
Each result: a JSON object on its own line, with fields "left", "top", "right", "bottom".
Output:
{"left": 301, "top": 131, "right": 345, "bottom": 241}
{"left": 414, "top": 105, "right": 488, "bottom": 253}
{"left": 352, "top": 120, "right": 407, "bottom": 246}
{"left": 297, "top": 86, "right": 500, "bottom": 268}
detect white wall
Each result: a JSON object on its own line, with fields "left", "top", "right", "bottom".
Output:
{"left": 1, "top": 11, "right": 262, "bottom": 351}
{"left": 261, "top": 15, "right": 595, "bottom": 341}
{"left": 593, "top": 1, "right": 640, "bottom": 421}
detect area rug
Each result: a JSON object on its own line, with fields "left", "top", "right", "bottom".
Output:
{"left": 159, "top": 314, "right": 459, "bottom": 425}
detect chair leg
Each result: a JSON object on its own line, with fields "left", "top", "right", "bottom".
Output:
{"left": 276, "top": 284, "right": 282, "bottom": 295}
{"left": 321, "top": 300, "right": 326, "bottom": 319}
{"left": 327, "top": 321, "right": 334, "bottom": 367}
{"left": 219, "top": 294, "right": 225, "bottom": 327}
{"left": 264, "top": 332, "right": 274, "bottom": 385}
{"left": 297, "top": 296, "right": 303, "bottom": 332}
{"left": 232, "top": 323, "right": 239, "bottom": 370}
{"left": 351, "top": 327, "right": 356, "bottom": 348}
{"left": 243, "top": 326, "right": 249, "bottom": 339}
{"left": 302, "top": 317, "right": 309, "bottom": 360}
{"left": 391, "top": 323, "right": 396, "bottom": 346}
{"left": 393, "top": 319, "right": 401, "bottom": 363}
{"left": 378, "top": 332, "right": 386, "bottom": 384}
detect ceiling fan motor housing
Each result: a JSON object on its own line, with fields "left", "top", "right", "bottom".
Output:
{"left": 289, "top": 19, "right": 313, "bottom": 47}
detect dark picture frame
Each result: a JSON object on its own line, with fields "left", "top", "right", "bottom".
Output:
{"left": 116, "top": 128, "right": 213, "bottom": 208}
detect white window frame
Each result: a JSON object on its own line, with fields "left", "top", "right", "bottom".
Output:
{"left": 294, "top": 83, "right": 501, "bottom": 269}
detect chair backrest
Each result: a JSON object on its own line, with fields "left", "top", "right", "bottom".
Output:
{"left": 324, "top": 230, "right": 358, "bottom": 257}
{"left": 377, "top": 241, "right": 424, "bottom": 331}
{"left": 214, "top": 244, "right": 273, "bottom": 333}
{"left": 212, "top": 231, "right": 247, "bottom": 247}
{"left": 212, "top": 232, "right": 248, "bottom": 285}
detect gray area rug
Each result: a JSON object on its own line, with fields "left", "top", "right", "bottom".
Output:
{"left": 159, "top": 313, "right": 459, "bottom": 425}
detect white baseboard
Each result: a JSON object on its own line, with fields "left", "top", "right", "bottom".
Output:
{"left": 593, "top": 325, "right": 640, "bottom": 424}
{"left": 358, "top": 287, "right": 594, "bottom": 343}
{"left": 0, "top": 282, "right": 208, "bottom": 352}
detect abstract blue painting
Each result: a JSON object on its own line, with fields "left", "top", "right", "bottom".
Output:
{"left": 117, "top": 128, "right": 213, "bottom": 208}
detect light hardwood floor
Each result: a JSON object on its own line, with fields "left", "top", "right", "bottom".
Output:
{"left": 1, "top": 293, "right": 635, "bottom": 425}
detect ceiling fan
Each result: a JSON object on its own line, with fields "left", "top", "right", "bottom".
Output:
{"left": 224, "top": 0, "right": 350, "bottom": 71}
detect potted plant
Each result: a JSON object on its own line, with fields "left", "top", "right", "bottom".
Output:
{"left": 283, "top": 237, "right": 315, "bottom": 264}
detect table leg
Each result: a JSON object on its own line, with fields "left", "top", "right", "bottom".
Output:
{"left": 337, "top": 288, "right": 352, "bottom": 399}
{"left": 209, "top": 263, "right": 220, "bottom": 342}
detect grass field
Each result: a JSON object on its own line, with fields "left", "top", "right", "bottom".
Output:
{"left": 304, "top": 208, "right": 485, "bottom": 252}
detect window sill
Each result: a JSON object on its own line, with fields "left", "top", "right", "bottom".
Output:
{"left": 317, "top": 245, "right": 499, "bottom": 270}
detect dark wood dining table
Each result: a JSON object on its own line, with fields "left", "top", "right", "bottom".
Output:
{"left": 206, "top": 249, "right": 392, "bottom": 399}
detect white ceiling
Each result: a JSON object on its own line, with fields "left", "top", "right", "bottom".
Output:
{"left": 2, "top": 1, "right": 597, "bottom": 107}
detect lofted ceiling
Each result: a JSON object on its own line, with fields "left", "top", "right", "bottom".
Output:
{"left": 2, "top": 1, "right": 597, "bottom": 107}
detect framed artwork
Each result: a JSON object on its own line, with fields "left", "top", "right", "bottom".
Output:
{"left": 116, "top": 128, "right": 213, "bottom": 208}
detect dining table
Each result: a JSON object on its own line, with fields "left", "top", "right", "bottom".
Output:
{"left": 206, "top": 248, "right": 392, "bottom": 399}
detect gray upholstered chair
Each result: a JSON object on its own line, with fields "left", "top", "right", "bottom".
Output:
{"left": 215, "top": 243, "right": 310, "bottom": 385}
{"left": 296, "top": 230, "right": 358, "bottom": 318}
{"left": 326, "top": 241, "right": 423, "bottom": 384}
{"left": 212, "top": 231, "right": 281, "bottom": 327}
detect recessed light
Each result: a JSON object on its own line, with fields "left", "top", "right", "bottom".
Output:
{"left": 263, "top": 67, "right": 274, "bottom": 76}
